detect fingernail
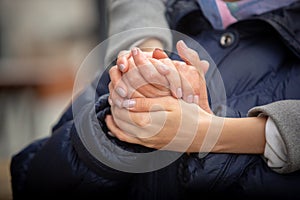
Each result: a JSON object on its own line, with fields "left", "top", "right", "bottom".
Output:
{"left": 118, "top": 64, "right": 125, "bottom": 72}
{"left": 132, "top": 47, "right": 138, "bottom": 56}
{"left": 123, "top": 99, "right": 136, "bottom": 108}
{"left": 187, "top": 95, "right": 193, "bottom": 103}
{"left": 194, "top": 95, "right": 199, "bottom": 104}
{"left": 116, "top": 87, "right": 127, "bottom": 98}
{"left": 176, "top": 88, "right": 183, "bottom": 98}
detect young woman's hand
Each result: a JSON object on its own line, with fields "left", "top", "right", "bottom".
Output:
{"left": 106, "top": 96, "right": 212, "bottom": 152}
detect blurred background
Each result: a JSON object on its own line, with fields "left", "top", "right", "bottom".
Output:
{"left": 0, "top": 0, "right": 107, "bottom": 199}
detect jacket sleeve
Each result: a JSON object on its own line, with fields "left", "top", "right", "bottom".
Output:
{"left": 10, "top": 71, "right": 135, "bottom": 199}
{"left": 105, "top": 0, "right": 172, "bottom": 65}
{"left": 248, "top": 100, "right": 300, "bottom": 173}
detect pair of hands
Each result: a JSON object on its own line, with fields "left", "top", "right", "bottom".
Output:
{"left": 105, "top": 40, "right": 213, "bottom": 152}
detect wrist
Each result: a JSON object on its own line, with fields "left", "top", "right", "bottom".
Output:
{"left": 138, "top": 38, "right": 164, "bottom": 52}
{"left": 213, "top": 116, "right": 267, "bottom": 154}
{"left": 187, "top": 109, "right": 214, "bottom": 152}
{"left": 188, "top": 110, "right": 267, "bottom": 154}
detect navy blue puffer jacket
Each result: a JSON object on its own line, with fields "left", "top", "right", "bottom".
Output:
{"left": 10, "top": 1, "right": 300, "bottom": 199}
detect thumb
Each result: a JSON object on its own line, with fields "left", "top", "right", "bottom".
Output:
{"left": 123, "top": 96, "right": 177, "bottom": 112}
{"left": 117, "top": 50, "right": 131, "bottom": 72}
{"left": 176, "top": 40, "right": 209, "bottom": 75}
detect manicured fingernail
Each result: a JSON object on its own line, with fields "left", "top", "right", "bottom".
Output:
{"left": 118, "top": 64, "right": 125, "bottom": 72}
{"left": 187, "top": 95, "right": 193, "bottom": 103}
{"left": 116, "top": 87, "right": 126, "bottom": 98}
{"left": 176, "top": 88, "right": 183, "bottom": 98}
{"left": 194, "top": 95, "right": 199, "bottom": 104}
{"left": 132, "top": 47, "right": 138, "bottom": 56}
{"left": 123, "top": 99, "right": 136, "bottom": 108}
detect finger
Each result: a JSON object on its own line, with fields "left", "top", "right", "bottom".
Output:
{"left": 112, "top": 105, "right": 169, "bottom": 141}
{"left": 121, "top": 66, "right": 170, "bottom": 98}
{"left": 176, "top": 41, "right": 211, "bottom": 110}
{"left": 176, "top": 40, "right": 209, "bottom": 75}
{"left": 112, "top": 105, "right": 153, "bottom": 129}
{"left": 105, "top": 115, "right": 139, "bottom": 144}
{"left": 122, "top": 96, "right": 178, "bottom": 112}
{"left": 173, "top": 63, "right": 209, "bottom": 109}
{"left": 116, "top": 55, "right": 128, "bottom": 72}
{"left": 117, "top": 50, "right": 131, "bottom": 73}
{"left": 199, "top": 60, "right": 209, "bottom": 75}
{"left": 152, "top": 48, "right": 168, "bottom": 59}
{"left": 109, "top": 65, "right": 128, "bottom": 98}
{"left": 132, "top": 47, "right": 169, "bottom": 87}
{"left": 121, "top": 67, "right": 149, "bottom": 98}
{"left": 173, "top": 61, "right": 196, "bottom": 103}
{"left": 119, "top": 56, "right": 161, "bottom": 98}
{"left": 146, "top": 58, "right": 171, "bottom": 95}
{"left": 160, "top": 58, "right": 183, "bottom": 99}
{"left": 148, "top": 58, "right": 170, "bottom": 76}
{"left": 115, "top": 57, "right": 146, "bottom": 99}
{"left": 108, "top": 82, "right": 124, "bottom": 108}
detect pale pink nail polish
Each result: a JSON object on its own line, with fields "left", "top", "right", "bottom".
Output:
{"left": 194, "top": 95, "right": 199, "bottom": 104}
{"left": 187, "top": 95, "right": 193, "bottom": 103}
{"left": 132, "top": 47, "right": 138, "bottom": 56}
{"left": 118, "top": 64, "right": 125, "bottom": 72}
{"left": 123, "top": 99, "right": 136, "bottom": 108}
{"left": 116, "top": 87, "right": 126, "bottom": 98}
{"left": 177, "top": 88, "right": 183, "bottom": 98}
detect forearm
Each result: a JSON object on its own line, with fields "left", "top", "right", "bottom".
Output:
{"left": 213, "top": 116, "right": 267, "bottom": 154}
{"left": 191, "top": 114, "right": 267, "bottom": 154}
{"left": 248, "top": 100, "right": 300, "bottom": 173}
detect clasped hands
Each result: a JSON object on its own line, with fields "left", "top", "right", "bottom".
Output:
{"left": 105, "top": 40, "right": 214, "bottom": 152}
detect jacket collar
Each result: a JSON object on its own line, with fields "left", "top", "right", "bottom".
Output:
{"left": 255, "top": 1, "right": 300, "bottom": 58}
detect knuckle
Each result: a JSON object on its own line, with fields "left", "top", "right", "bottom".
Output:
{"left": 145, "top": 72, "right": 160, "bottom": 83}
{"left": 136, "top": 98, "right": 148, "bottom": 110}
{"left": 190, "top": 66, "right": 198, "bottom": 73}
{"left": 109, "top": 65, "right": 117, "bottom": 75}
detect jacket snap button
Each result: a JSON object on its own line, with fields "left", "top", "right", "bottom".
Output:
{"left": 220, "top": 32, "right": 235, "bottom": 47}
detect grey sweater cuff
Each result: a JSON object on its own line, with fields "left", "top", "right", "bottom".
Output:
{"left": 248, "top": 100, "right": 300, "bottom": 173}
{"left": 105, "top": 0, "right": 172, "bottom": 66}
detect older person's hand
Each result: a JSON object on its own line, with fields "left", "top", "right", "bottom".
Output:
{"left": 109, "top": 40, "right": 212, "bottom": 112}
